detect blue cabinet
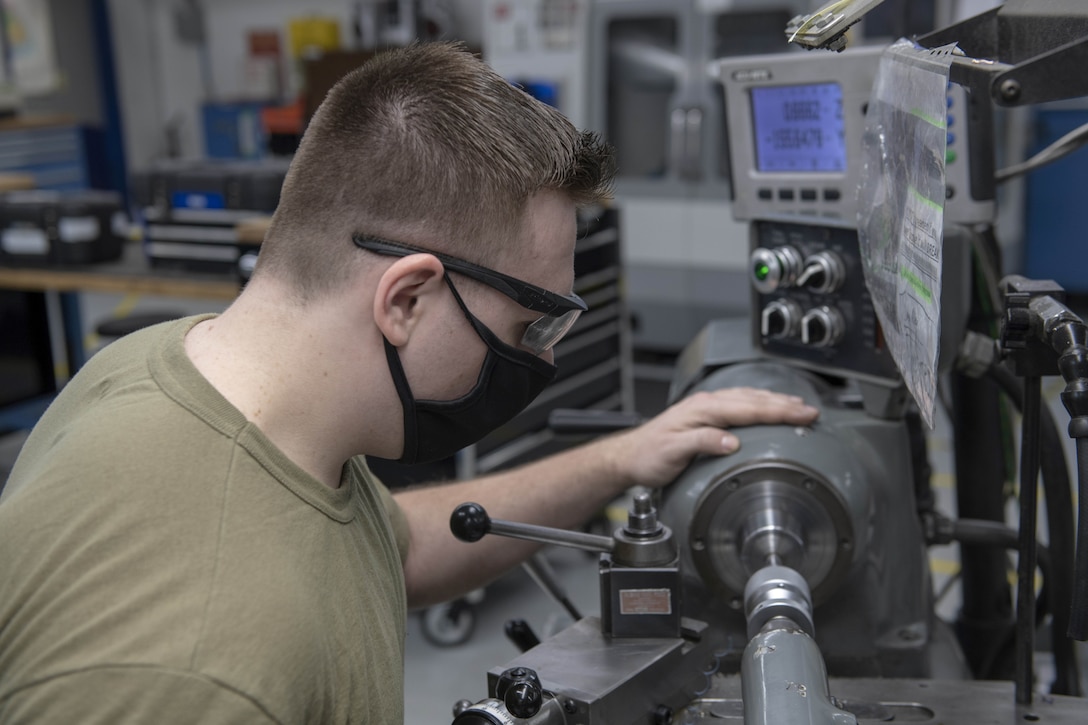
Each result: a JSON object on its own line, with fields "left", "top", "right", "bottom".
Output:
{"left": 1024, "top": 108, "right": 1088, "bottom": 293}
{"left": 0, "top": 120, "right": 89, "bottom": 191}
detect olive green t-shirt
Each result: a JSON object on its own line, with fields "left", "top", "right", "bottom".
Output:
{"left": 0, "top": 315, "right": 411, "bottom": 724}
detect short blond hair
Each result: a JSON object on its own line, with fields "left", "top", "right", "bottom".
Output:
{"left": 254, "top": 42, "right": 615, "bottom": 299}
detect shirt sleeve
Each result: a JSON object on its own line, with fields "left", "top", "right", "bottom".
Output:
{"left": 0, "top": 666, "right": 280, "bottom": 725}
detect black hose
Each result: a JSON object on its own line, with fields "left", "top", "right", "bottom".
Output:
{"left": 949, "top": 519, "right": 1050, "bottom": 626}
{"left": 1051, "top": 317, "right": 1088, "bottom": 642}
{"left": 945, "top": 518, "right": 1052, "bottom": 682}
{"left": 950, "top": 371, "right": 1016, "bottom": 681}
{"left": 1014, "top": 375, "right": 1042, "bottom": 705}
{"left": 1072, "top": 436, "right": 1088, "bottom": 641}
{"left": 950, "top": 520, "right": 1050, "bottom": 573}
{"left": 986, "top": 364, "right": 1081, "bottom": 695}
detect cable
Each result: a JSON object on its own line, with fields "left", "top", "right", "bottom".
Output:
{"left": 995, "top": 120, "right": 1088, "bottom": 182}
{"left": 1052, "top": 314, "right": 1088, "bottom": 640}
{"left": 1013, "top": 375, "right": 1042, "bottom": 705}
{"left": 986, "top": 362, "right": 1081, "bottom": 695}
{"left": 1072, "top": 437, "right": 1088, "bottom": 640}
{"left": 970, "top": 228, "right": 1019, "bottom": 487}
{"left": 954, "top": 519, "right": 1053, "bottom": 681}
{"left": 928, "top": 516, "right": 1053, "bottom": 680}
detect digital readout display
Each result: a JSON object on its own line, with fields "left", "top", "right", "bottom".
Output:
{"left": 750, "top": 83, "right": 846, "bottom": 173}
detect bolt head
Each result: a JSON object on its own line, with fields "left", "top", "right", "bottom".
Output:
{"left": 999, "top": 79, "right": 1021, "bottom": 102}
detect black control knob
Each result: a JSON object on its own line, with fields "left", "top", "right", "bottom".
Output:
{"left": 760, "top": 299, "right": 803, "bottom": 339}
{"left": 798, "top": 251, "right": 845, "bottom": 294}
{"left": 450, "top": 502, "right": 491, "bottom": 543}
{"left": 801, "top": 306, "right": 845, "bottom": 348}
{"left": 496, "top": 667, "right": 544, "bottom": 720}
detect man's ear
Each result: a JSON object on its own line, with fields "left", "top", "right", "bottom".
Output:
{"left": 372, "top": 255, "right": 446, "bottom": 346}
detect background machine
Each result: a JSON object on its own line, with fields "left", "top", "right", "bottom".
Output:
{"left": 446, "top": 2, "right": 1088, "bottom": 723}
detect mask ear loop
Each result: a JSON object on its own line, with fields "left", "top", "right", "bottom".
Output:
{"left": 382, "top": 337, "right": 419, "bottom": 463}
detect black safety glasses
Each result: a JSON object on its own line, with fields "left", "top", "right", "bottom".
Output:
{"left": 352, "top": 234, "right": 587, "bottom": 354}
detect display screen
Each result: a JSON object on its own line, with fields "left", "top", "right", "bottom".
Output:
{"left": 750, "top": 83, "right": 846, "bottom": 173}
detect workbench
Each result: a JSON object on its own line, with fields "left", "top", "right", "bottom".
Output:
{"left": 0, "top": 242, "right": 241, "bottom": 302}
{"left": 0, "top": 243, "right": 241, "bottom": 430}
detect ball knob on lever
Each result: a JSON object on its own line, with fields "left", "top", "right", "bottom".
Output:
{"left": 450, "top": 502, "right": 491, "bottom": 543}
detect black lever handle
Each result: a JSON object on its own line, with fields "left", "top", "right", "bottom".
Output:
{"left": 547, "top": 408, "right": 644, "bottom": 435}
{"left": 449, "top": 502, "right": 615, "bottom": 554}
{"left": 504, "top": 618, "right": 541, "bottom": 653}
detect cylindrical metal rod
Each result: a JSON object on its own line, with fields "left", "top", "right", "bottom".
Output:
{"left": 488, "top": 519, "right": 615, "bottom": 554}
{"left": 1015, "top": 374, "right": 1042, "bottom": 705}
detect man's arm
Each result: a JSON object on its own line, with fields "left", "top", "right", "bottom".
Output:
{"left": 394, "top": 387, "right": 819, "bottom": 609}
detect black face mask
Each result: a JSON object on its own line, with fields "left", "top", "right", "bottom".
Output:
{"left": 384, "top": 276, "right": 558, "bottom": 465}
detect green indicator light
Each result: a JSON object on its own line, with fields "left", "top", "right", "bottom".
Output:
{"left": 755, "top": 263, "right": 770, "bottom": 281}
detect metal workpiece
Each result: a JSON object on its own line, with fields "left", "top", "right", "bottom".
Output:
{"left": 739, "top": 502, "right": 806, "bottom": 572}
{"left": 745, "top": 566, "right": 815, "bottom": 640}
{"left": 741, "top": 620, "right": 857, "bottom": 725}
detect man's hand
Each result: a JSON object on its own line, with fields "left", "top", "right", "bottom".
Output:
{"left": 603, "top": 387, "right": 819, "bottom": 489}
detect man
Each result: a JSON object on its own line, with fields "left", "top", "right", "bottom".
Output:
{"left": 0, "top": 43, "right": 817, "bottom": 723}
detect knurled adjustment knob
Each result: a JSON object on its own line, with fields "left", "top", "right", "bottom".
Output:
{"left": 496, "top": 667, "right": 544, "bottom": 720}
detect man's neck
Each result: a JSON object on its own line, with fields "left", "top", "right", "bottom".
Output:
{"left": 184, "top": 286, "right": 366, "bottom": 488}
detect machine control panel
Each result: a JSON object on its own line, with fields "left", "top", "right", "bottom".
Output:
{"left": 715, "top": 44, "right": 994, "bottom": 226}
{"left": 750, "top": 218, "right": 900, "bottom": 385}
